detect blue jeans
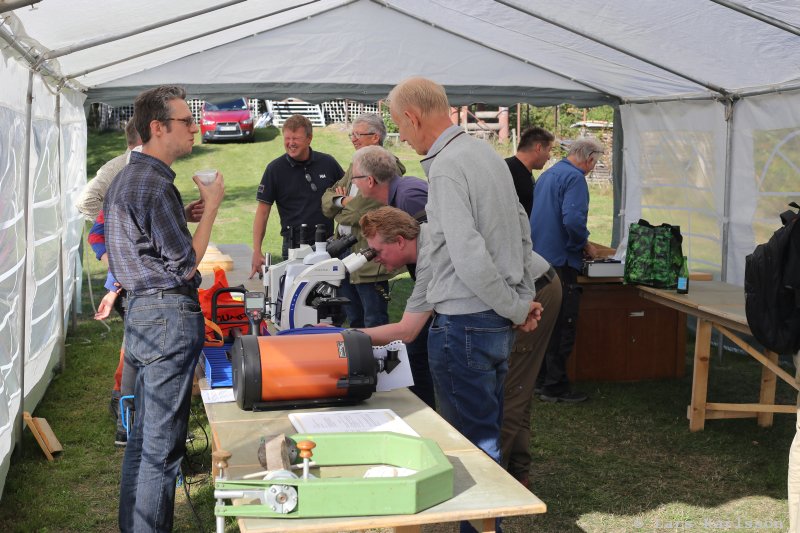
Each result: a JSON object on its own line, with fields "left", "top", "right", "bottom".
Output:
{"left": 338, "top": 275, "right": 389, "bottom": 328}
{"left": 118, "top": 293, "right": 204, "bottom": 533}
{"left": 427, "top": 310, "right": 514, "bottom": 463}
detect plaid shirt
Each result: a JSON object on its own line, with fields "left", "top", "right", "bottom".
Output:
{"left": 104, "top": 151, "right": 199, "bottom": 294}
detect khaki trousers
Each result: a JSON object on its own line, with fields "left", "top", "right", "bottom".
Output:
{"left": 500, "top": 274, "right": 562, "bottom": 477}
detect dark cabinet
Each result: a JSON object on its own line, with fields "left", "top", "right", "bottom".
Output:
{"left": 566, "top": 281, "right": 686, "bottom": 382}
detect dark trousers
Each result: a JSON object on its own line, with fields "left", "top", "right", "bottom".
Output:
{"left": 536, "top": 266, "right": 582, "bottom": 396}
{"left": 405, "top": 317, "right": 436, "bottom": 409}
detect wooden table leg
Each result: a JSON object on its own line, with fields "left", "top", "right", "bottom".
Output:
{"left": 689, "top": 318, "right": 712, "bottom": 432}
{"left": 467, "top": 517, "right": 496, "bottom": 532}
{"left": 394, "top": 525, "right": 422, "bottom": 533}
{"left": 757, "top": 350, "right": 779, "bottom": 427}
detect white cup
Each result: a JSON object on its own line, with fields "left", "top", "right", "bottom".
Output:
{"left": 195, "top": 169, "right": 217, "bottom": 185}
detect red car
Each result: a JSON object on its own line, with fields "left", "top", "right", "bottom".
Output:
{"left": 200, "top": 97, "right": 254, "bottom": 143}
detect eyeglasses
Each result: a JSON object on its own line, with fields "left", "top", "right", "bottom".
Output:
{"left": 304, "top": 172, "right": 318, "bottom": 192}
{"left": 351, "top": 175, "right": 369, "bottom": 180}
{"left": 350, "top": 131, "right": 376, "bottom": 139}
{"left": 164, "top": 116, "right": 196, "bottom": 127}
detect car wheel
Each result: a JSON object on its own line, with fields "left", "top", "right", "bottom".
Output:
{"left": 201, "top": 138, "right": 208, "bottom": 144}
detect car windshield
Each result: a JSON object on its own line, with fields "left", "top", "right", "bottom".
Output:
{"left": 205, "top": 98, "right": 247, "bottom": 111}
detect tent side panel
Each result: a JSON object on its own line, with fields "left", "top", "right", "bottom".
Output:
{"left": 620, "top": 100, "right": 727, "bottom": 279}
{"left": 0, "top": 49, "right": 32, "bottom": 500}
{"left": 728, "top": 90, "right": 800, "bottom": 285}
{"left": 60, "top": 89, "right": 88, "bottom": 330}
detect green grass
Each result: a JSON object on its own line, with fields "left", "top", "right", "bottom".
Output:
{"left": 1, "top": 126, "right": 793, "bottom": 532}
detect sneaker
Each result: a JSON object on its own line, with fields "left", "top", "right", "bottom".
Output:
{"left": 533, "top": 386, "right": 543, "bottom": 395}
{"left": 539, "top": 390, "right": 588, "bottom": 403}
{"left": 114, "top": 430, "right": 127, "bottom": 447}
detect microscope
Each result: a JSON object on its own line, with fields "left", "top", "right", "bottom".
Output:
{"left": 256, "top": 224, "right": 376, "bottom": 331}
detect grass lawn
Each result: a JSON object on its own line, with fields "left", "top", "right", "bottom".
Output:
{"left": 0, "top": 126, "right": 793, "bottom": 532}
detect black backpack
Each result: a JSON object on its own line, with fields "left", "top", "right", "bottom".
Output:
{"left": 744, "top": 202, "right": 800, "bottom": 354}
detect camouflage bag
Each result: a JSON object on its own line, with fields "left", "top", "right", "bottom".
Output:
{"left": 623, "top": 219, "right": 684, "bottom": 288}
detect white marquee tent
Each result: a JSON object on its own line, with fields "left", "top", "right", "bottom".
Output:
{"left": 1, "top": 0, "right": 799, "bottom": 496}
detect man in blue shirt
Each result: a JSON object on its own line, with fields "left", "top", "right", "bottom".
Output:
{"left": 530, "top": 137, "right": 603, "bottom": 403}
{"left": 105, "top": 85, "right": 224, "bottom": 532}
{"left": 350, "top": 145, "right": 428, "bottom": 219}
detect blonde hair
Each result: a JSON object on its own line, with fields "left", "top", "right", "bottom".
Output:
{"left": 387, "top": 77, "right": 450, "bottom": 117}
{"left": 360, "top": 206, "right": 420, "bottom": 243}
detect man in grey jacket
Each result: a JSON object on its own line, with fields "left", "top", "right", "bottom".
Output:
{"left": 386, "top": 77, "right": 546, "bottom": 468}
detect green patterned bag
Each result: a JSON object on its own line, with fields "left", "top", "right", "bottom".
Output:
{"left": 623, "top": 219, "right": 684, "bottom": 288}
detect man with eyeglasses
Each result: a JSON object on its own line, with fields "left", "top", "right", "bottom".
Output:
{"left": 252, "top": 114, "right": 343, "bottom": 274}
{"left": 530, "top": 136, "right": 604, "bottom": 404}
{"left": 104, "top": 85, "right": 224, "bottom": 532}
{"left": 319, "top": 113, "right": 404, "bottom": 328}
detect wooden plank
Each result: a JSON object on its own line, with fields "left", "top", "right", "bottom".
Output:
{"left": 35, "top": 418, "right": 63, "bottom": 453}
{"left": 706, "top": 402, "right": 795, "bottom": 414}
{"left": 689, "top": 319, "right": 712, "bottom": 431}
{"left": 395, "top": 526, "right": 422, "bottom": 533}
{"left": 22, "top": 411, "right": 61, "bottom": 461}
{"left": 702, "top": 409, "right": 757, "bottom": 420}
{"left": 758, "top": 351, "right": 780, "bottom": 427}
{"left": 716, "top": 325, "right": 797, "bottom": 389}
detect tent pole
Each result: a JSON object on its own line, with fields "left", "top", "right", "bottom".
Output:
{"left": 611, "top": 106, "right": 624, "bottom": 249}
{"left": 44, "top": 0, "right": 247, "bottom": 60}
{"left": 55, "top": 93, "right": 66, "bottom": 372}
{"left": 0, "top": 0, "right": 42, "bottom": 11}
{"left": 14, "top": 68, "right": 34, "bottom": 459}
{"left": 374, "top": 0, "right": 616, "bottom": 100}
{"left": 708, "top": 0, "right": 800, "bottom": 37}
{"left": 494, "top": 0, "right": 730, "bottom": 99}
{"left": 66, "top": 0, "right": 332, "bottom": 79}
{"left": 720, "top": 98, "right": 736, "bottom": 283}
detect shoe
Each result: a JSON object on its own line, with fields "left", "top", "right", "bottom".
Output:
{"left": 533, "top": 386, "right": 543, "bottom": 395}
{"left": 114, "top": 430, "right": 127, "bottom": 447}
{"left": 511, "top": 472, "right": 530, "bottom": 490}
{"left": 539, "top": 390, "right": 588, "bottom": 403}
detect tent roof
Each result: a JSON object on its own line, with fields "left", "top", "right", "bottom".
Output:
{"left": 3, "top": 0, "right": 800, "bottom": 106}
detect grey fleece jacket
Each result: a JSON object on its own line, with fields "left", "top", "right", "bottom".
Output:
{"left": 421, "top": 125, "right": 549, "bottom": 325}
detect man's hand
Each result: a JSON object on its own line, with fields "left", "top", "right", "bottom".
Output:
{"left": 335, "top": 186, "right": 351, "bottom": 206}
{"left": 250, "top": 250, "right": 265, "bottom": 279}
{"left": 95, "top": 290, "right": 119, "bottom": 320}
{"left": 584, "top": 241, "right": 599, "bottom": 260}
{"left": 184, "top": 199, "right": 205, "bottom": 223}
{"left": 193, "top": 171, "right": 225, "bottom": 210}
{"left": 514, "top": 301, "right": 543, "bottom": 332}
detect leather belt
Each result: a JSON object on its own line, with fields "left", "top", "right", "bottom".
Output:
{"left": 534, "top": 266, "right": 556, "bottom": 293}
{"left": 129, "top": 286, "right": 198, "bottom": 298}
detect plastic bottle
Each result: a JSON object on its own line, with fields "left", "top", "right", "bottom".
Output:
{"left": 676, "top": 256, "right": 689, "bottom": 294}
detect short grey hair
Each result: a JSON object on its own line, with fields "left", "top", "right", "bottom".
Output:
{"left": 568, "top": 137, "right": 605, "bottom": 163}
{"left": 352, "top": 145, "right": 397, "bottom": 184}
{"left": 353, "top": 113, "right": 387, "bottom": 145}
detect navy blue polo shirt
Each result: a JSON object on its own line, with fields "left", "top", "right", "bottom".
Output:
{"left": 256, "top": 148, "right": 344, "bottom": 238}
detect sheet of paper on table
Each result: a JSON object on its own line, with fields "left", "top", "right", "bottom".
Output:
{"left": 289, "top": 409, "right": 419, "bottom": 436}
{"left": 374, "top": 341, "right": 415, "bottom": 392}
{"left": 201, "top": 387, "right": 235, "bottom": 404}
